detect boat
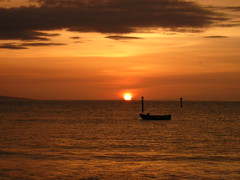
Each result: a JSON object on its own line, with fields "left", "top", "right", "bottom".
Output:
{"left": 139, "top": 96, "right": 171, "bottom": 120}
{"left": 140, "top": 113, "right": 171, "bottom": 120}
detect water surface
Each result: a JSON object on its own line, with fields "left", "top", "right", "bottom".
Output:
{"left": 0, "top": 100, "right": 239, "bottom": 179}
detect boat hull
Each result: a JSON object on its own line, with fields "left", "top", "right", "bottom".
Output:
{"left": 140, "top": 113, "right": 171, "bottom": 120}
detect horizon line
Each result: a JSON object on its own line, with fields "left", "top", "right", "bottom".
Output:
{"left": 0, "top": 95, "right": 239, "bottom": 102}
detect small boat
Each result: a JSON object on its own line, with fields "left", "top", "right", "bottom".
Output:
{"left": 140, "top": 113, "right": 171, "bottom": 120}
{"left": 139, "top": 96, "right": 171, "bottom": 120}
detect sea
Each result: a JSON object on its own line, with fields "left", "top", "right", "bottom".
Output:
{"left": 0, "top": 100, "right": 239, "bottom": 180}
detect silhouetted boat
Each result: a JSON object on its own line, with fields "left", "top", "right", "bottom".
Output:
{"left": 139, "top": 97, "right": 171, "bottom": 120}
{"left": 139, "top": 113, "right": 171, "bottom": 120}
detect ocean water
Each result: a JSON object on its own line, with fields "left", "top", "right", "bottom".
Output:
{"left": 0, "top": 100, "right": 239, "bottom": 179}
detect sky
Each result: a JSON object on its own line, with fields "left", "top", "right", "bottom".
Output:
{"left": 0, "top": 0, "right": 240, "bottom": 100}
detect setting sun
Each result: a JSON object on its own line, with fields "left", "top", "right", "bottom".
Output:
{"left": 124, "top": 93, "right": 132, "bottom": 101}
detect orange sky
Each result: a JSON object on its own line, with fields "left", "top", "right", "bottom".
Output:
{"left": 0, "top": 0, "right": 239, "bottom": 100}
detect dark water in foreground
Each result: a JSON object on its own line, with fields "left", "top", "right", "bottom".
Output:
{"left": 0, "top": 100, "right": 239, "bottom": 179}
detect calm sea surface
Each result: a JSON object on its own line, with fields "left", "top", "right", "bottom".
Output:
{"left": 0, "top": 100, "right": 239, "bottom": 179}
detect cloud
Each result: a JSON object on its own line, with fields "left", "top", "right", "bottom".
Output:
{"left": 22, "top": 42, "right": 66, "bottom": 46}
{"left": 207, "top": 6, "right": 240, "bottom": 27}
{"left": 105, "top": 35, "right": 143, "bottom": 40}
{"left": 0, "top": 29, "right": 60, "bottom": 41}
{"left": 0, "top": 42, "right": 66, "bottom": 49}
{"left": 70, "top": 36, "right": 81, "bottom": 39}
{"left": 223, "top": 6, "right": 240, "bottom": 12}
{"left": 0, "top": 0, "right": 225, "bottom": 42}
{"left": 0, "top": 43, "right": 27, "bottom": 50}
{"left": 204, "top": 35, "right": 228, "bottom": 38}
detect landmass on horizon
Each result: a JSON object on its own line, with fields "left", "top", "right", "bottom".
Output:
{"left": 0, "top": 96, "right": 33, "bottom": 100}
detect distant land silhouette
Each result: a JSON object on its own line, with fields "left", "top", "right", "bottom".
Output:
{"left": 0, "top": 96, "right": 32, "bottom": 100}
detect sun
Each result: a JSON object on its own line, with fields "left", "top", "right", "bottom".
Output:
{"left": 124, "top": 93, "right": 132, "bottom": 101}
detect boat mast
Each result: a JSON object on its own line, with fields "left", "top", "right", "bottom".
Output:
{"left": 180, "top": 97, "right": 183, "bottom": 108}
{"left": 141, "top": 96, "right": 144, "bottom": 113}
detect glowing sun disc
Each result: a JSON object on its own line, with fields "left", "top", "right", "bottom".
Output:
{"left": 124, "top": 93, "right": 132, "bottom": 101}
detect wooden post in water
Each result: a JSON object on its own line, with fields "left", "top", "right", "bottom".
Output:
{"left": 141, "top": 96, "right": 144, "bottom": 113}
{"left": 180, "top": 97, "right": 183, "bottom": 108}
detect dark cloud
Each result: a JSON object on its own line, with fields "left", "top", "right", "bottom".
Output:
{"left": 223, "top": 6, "right": 240, "bottom": 12}
{"left": 0, "top": 43, "right": 27, "bottom": 50}
{"left": 22, "top": 42, "right": 66, "bottom": 46}
{"left": 70, "top": 36, "right": 81, "bottom": 39}
{"left": 0, "top": 29, "right": 60, "bottom": 41}
{"left": 0, "top": 0, "right": 225, "bottom": 42}
{"left": 217, "top": 23, "right": 240, "bottom": 28}
{"left": 105, "top": 35, "right": 143, "bottom": 40}
{"left": 204, "top": 35, "right": 228, "bottom": 38}
{"left": 207, "top": 5, "right": 240, "bottom": 27}
{"left": 0, "top": 42, "right": 66, "bottom": 49}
